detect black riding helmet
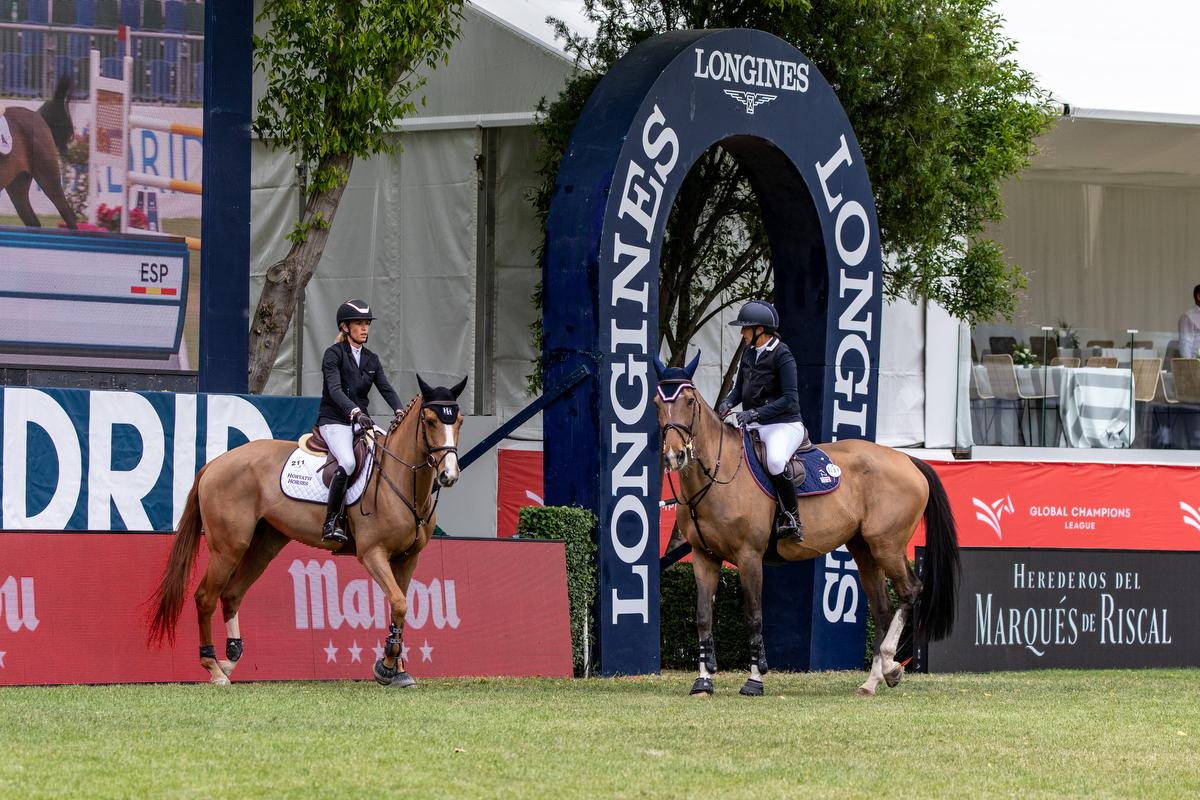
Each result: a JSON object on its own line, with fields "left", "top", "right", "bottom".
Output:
{"left": 728, "top": 299, "right": 779, "bottom": 330}
{"left": 336, "top": 299, "right": 376, "bottom": 327}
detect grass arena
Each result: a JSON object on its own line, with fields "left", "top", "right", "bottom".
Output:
{"left": 2, "top": 671, "right": 1198, "bottom": 797}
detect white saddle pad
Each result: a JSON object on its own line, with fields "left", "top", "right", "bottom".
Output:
{"left": 0, "top": 115, "right": 12, "bottom": 156}
{"left": 279, "top": 447, "right": 373, "bottom": 505}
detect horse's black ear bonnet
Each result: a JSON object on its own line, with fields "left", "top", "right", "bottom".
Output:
{"left": 652, "top": 352, "right": 701, "bottom": 400}
{"left": 417, "top": 374, "right": 467, "bottom": 424}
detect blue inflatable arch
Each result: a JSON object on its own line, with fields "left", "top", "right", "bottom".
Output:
{"left": 543, "top": 29, "right": 883, "bottom": 675}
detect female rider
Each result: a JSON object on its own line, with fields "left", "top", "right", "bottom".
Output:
{"left": 317, "top": 299, "right": 406, "bottom": 544}
{"left": 717, "top": 299, "right": 806, "bottom": 542}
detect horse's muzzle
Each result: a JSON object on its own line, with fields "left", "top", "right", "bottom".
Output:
{"left": 664, "top": 448, "right": 689, "bottom": 472}
{"left": 438, "top": 453, "right": 460, "bottom": 487}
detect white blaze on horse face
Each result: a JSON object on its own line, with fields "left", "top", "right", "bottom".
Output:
{"left": 439, "top": 421, "right": 460, "bottom": 486}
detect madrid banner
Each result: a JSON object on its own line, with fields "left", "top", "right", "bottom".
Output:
{"left": 0, "top": 386, "right": 317, "bottom": 532}
{"left": 0, "top": 536, "right": 572, "bottom": 685}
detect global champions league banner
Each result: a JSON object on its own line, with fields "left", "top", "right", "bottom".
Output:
{"left": 544, "top": 29, "right": 882, "bottom": 674}
{"left": 0, "top": 387, "right": 572, "bottom": 684}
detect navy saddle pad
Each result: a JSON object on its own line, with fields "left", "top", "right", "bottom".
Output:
{"left": 742, "top": 429, "right": 842, "bottom": 498}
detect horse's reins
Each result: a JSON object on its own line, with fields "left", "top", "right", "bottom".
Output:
{"left": 361, "top": 400, "right": 460, "bottom": 530}
{"left": 659, "top": 381, "right": 744, "bottom": 557}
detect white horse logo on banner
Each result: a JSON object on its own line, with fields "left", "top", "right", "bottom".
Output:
{"left": 1181, "top": 501, "right": 1200, "bottom": 533}
{"left": 973, "top": 495, "right": 1014, "bottom": 539}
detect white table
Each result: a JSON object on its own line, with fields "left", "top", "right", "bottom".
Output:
{"left": 971, "top": 365, "right": 1133, "bottom": 447}
{"left": 1058, "top": 367, "right": 1134, "bottom": 448}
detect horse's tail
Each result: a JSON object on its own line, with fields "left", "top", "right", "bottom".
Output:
{"left": 147, "top": 466, "right": 207, "bottom": 647}
{"left": 908, "top": 456, "right": 960, "bottom": 641}
{"left": 39, "top": 74, "right": 74, "bottom": 155}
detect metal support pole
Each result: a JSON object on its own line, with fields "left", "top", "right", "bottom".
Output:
{"left": 293, "top": 160, "right": 307, "bottom": 396}
{"left": 1040, "top": 325, "right": 1054, "bottom": 447}
{"left": 1127, "top": 329, "right": 1138, "bottom": 448}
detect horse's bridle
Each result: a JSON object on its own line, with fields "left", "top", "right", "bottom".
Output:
{"left": 658, "top": 380, "right": 743, "bottom": 557}
{"left": 362, "top": 400, "right": 461, "bottom": 529}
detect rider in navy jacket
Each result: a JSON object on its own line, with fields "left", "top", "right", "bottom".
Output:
{"left": 317, "top": 299, "right": 406, "bottom": 544}
{"left": 718, "top": 299, "right": 806, "bottom": 541}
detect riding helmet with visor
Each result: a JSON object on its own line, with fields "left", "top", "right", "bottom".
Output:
{"left": 336, "top": 299, "right": 376, "bottom": 327}
{"left": 728, "top": 299, "right": 779, "bottom": 330}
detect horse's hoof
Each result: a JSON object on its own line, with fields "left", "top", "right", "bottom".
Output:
{"left": 373, "top": 658, "right": 399, "bottom": 686}
{"left": 389, "top": 671, "right": 417, "bottom": 689}
{"left": 689, "top": 677, "right": 714, "bottom": 696}
{"left": 211, "top": 675, "right": 231, "bottom": 686}
{"left": 884, "top": 665, "right": 904, "bottom": 688}
{"left": 856, "top": 685, "right": 875, "bottom": 697}
{"left": 218, "top": 659, "right": 237, "bottom": 677}
{"left": 739, "top": 678, "right": 764, "bottom": 697}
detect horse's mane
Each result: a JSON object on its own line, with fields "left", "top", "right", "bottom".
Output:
{"left": 393, "top": 394, "right": 421, "bottom": 428}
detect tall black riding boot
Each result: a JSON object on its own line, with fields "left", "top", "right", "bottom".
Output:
{"left": 769, "top": 472, "right": 803, "bottom": 543}
{"left": 322, "top": 467, "right": 350, "bottom": 544}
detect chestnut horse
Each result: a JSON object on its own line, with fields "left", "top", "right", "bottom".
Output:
{"left": 149, "top": 376, "right": 467, "bottom": 687}
{"left": 1, "top": 75, "right": 78, "bottom": 229}
{"left": 654, "top": 356, "right": 959, "bottom": 697}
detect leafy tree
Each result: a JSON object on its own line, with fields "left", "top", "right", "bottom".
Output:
{"left": 249, "top": 0, "right": 463, "bottom": 393}
{"left": 529, "top": 0, "right": 1053, "bottom": 396}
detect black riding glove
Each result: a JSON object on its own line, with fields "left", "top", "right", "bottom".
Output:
{"left": 353, "top": 411, "right": 376, "bottom": 431}
{"left": 717, "top": 402, "right": 732, "bottom": 419}
{"left": 735, "top": 409, "right": 759, "bottom": 426}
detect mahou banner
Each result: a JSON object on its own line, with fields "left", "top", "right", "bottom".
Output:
{"left": 913, "top": 461, "right": 1200, "bottom": 553}
{"left": 0, "top": 535, "right": 571, "bottom": 686}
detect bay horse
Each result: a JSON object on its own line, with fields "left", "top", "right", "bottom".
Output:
{"left": 148, "top": 376, "right": 467, "bottom": 687}
{"left": 0, "top": 75, "right": 78, "bottom": 229}
{"left": 654, "top": 355, "right": 959, "bottom": 697}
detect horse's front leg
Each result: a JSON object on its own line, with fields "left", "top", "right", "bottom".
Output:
{"left": 736, "top": 550, "right": 767, "bottom": 697}
{"left": 690, "top": 548, "right": 722, "bottom": 696}
{"left": 359, "top": 546, "right": 416, "bottom": 689}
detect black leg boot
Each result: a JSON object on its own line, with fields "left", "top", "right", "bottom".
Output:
{"left": 322, "top": 467, "right": 350, "bottom": 544}
{"left": 770, "top": 472, "right": 803, "bottom": 543}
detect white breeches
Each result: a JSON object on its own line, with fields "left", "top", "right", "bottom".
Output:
{"left": 319, "top": 423, "right": 356, "bottom": 473}
{"left": 748, "top": 421, "right": 807, "bottom": 475}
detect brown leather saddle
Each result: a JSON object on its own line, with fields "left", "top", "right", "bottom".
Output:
{"left": 298, "top": 426, "right": 372, "bottom": 487}
{"left": 747, "top": 428, "right": 816, "bottom": 488}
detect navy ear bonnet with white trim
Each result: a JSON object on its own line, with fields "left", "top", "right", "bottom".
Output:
{"left": 652, "top": 351, "right": 701, "bottom": 398}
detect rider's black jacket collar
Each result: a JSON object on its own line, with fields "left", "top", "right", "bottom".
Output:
{"left": 317, "top": 340, "right": 403, "bottom": 426}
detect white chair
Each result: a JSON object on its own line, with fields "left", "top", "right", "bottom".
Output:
{"left": 969, "top": 366, "right": 994, "bottom": 444}
{"left": 983, "top": 354, "right": 1047, "bottom": 446}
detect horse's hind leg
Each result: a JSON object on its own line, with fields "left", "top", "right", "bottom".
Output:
{"left": 194, "top": 522, "right": 255, "bottom": 685}
{"left": 873, "top": 552, "right": 923, "bottom": 691}
{"left": 36, "top": 164, "right": 77, "bottom": 229}
{"left": 216, "top": 523, "right": 288, "bottom": 677}
{"left": 846, "top": 535, "right": 894, "bottom": 696}
{"left": 689, "top": 548, "right": 722, "bottom": 696}
{"left": 6, "top": 173, "right": 42, "bottom": 227}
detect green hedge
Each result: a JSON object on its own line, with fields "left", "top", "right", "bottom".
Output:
{"left": 516, "top": 505, "right": 597, "bottom": 676}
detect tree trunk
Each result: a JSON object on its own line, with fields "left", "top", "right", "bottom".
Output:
{"left": 717, "top": 339, "right": 745, "bottom": 406}
{"left": 247, "top": 153, "right": 354, "bottom": 394}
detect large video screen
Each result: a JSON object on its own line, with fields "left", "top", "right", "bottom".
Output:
{"left": 0, "top": 3, "right": 204, "bottom": 371}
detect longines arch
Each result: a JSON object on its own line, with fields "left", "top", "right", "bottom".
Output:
{"left": 543, "top": 29, "right": 884, "bottom": 675}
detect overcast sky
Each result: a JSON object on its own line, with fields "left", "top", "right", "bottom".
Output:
{"left": 472, "top": 0, "right": 1200, "bottom": 116}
